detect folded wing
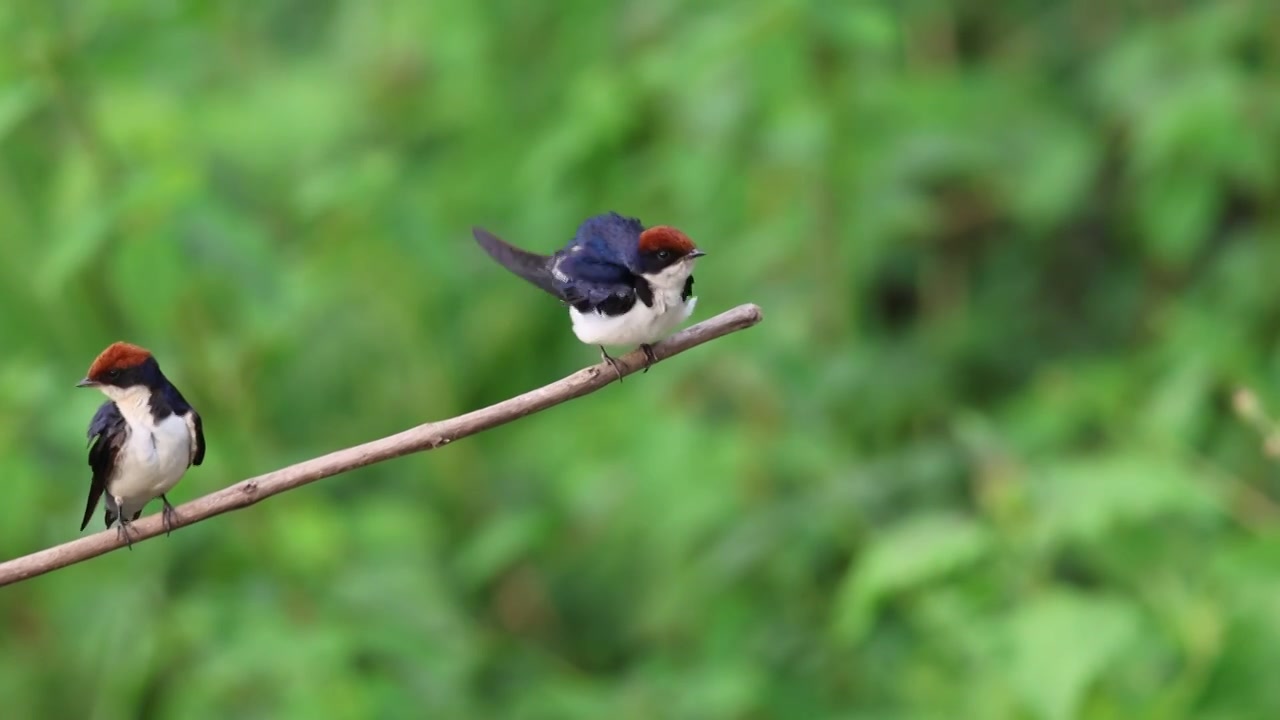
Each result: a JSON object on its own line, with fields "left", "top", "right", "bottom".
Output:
{"left": 83, "top": 401, "right": 127, "bottom": 531}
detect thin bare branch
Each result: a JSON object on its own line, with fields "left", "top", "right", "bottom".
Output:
{"left": 0, "top": 304, "right": 764, "bottom": 587}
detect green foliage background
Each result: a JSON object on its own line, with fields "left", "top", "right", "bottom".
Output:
{"left": 3, "top": 1, "right": 1280, "bottom": 718}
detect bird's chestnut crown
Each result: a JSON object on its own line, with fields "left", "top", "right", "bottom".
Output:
{"left": 81, "top": 342, "right": 159, "bottom": 388}
{"left": 637, "top": 226, "right": 705, "bottom": 274}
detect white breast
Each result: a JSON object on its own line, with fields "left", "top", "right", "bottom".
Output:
{"left": 568, "top": 260, "right": 699, "bottom": 347}
{"left": 102, "top": 388, "right": 194, "bottom": 519}
{"left": 570, "top": 296, "right": 697, "bottom": 347}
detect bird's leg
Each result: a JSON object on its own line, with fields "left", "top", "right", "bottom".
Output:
{"left": 599, "top": 346, "right": 624, "bottom": 382}
{"left": 106, "top": 495, "right": 134, "bottom": 550}
{"left": 116, "top": 517, "right": 135, "bottom": 550}
{"left": 639, "top": 343, "right": 658, "bottom": 372}
{"left": 160, "top": 495, "right": 180, "bottom": 536}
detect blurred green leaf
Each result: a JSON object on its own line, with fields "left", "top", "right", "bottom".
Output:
{"left": 457, "top": 510, "right": 549, "bottom": 587}
{"left": 1031, "top": 454, "right": 1223, "bottom": 549}
{"left": 1005, "top": 592, "right": 1141, "bottom": 720}
{"left": 1134, "top": 170, "right": 1219, "bottom": 267}
{"left": 835, "top": 512, "right": 993, "bottom": 641}
{"left": 0, "top": 80, "right": 39, "bottom": 141}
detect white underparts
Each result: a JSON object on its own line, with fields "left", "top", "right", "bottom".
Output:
{"left": 568, "top": 258, "right": 699, "bottom": 347}
{"left": 98, "top": 385, "right": 194, "bottom": 520}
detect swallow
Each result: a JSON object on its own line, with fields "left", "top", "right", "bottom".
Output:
{"left": 77, "top": 342, "right": 206, "bottom": 548}
{"left": 472, "top": 212, "right": 706, "bottom": 378}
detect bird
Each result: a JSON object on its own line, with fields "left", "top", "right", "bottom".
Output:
{"left": 76, "top": 342, "right": 206, "bottom": 548}
{"left": 472, "top": 212, "right": 706, "bottom": 379}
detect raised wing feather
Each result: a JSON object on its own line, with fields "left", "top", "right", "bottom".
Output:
{"left": 472, "top": 227, "right": 561, "bottom": 299}
{"left": 473, "top": 216, "right": 651, "bottom": 317}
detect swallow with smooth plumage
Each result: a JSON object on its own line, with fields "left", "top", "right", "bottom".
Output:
{"left": 472, "top": 212, "right": 706, "bottom": 378}
{"left": 77, "top": 342, "right": 205, "bottom": 547}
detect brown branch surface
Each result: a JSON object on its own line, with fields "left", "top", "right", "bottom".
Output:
{"left": 0, "top": 303, "right": 764, "bottom": 587}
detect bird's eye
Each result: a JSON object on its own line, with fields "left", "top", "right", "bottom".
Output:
{"left": 656, "top": 250, "right": 672, "bottom": 261}
{"left": 106, "top": 369, "right": 120, "bottom": 379}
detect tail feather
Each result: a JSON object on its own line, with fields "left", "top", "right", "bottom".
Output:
{"left": 81, "top": 488, "right": 102, "bottom": 531}
{"left": 472, "top": 227, "right": 562, "bottom": 300}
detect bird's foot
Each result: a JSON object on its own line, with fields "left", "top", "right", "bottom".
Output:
{"left": 599, "top": 346, "right": 624, "bottom": 383}
{"left": 639, "top": 343, "right": 657, "bottom": 373}
{"left": 161, "top": 495, "right": 180, "bottom": 537}
{"left": 116, "top": 519, "right": 135, "bottom": 550}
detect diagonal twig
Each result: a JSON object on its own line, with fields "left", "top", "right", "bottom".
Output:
{"left": 0, "top": 303, "right": 764, "bottom": 587}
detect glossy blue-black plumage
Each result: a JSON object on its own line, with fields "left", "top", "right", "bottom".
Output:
{"left": 552, "top": 213, "right": 644, "bottom": 313}
{"left": 563, "top": 213, "right": 646, "bottom": 273}
{"left": 473, "top": 212, "right": 666, "bottom": 317}
{"left": 80, "top": 357, "right": 206, "bottom": 531}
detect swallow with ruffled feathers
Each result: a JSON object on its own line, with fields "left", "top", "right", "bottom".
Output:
{"left": 77, "top": 342, "right": 205, "bottom": 547}
{"left": 472, "top": 212, "right": 706, "bottom": 378}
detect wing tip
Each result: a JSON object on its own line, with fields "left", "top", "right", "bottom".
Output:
{"left": 469, "top": 225, "right": 562, "bottom": 299}
{"left": 471, "top": 226, "right": 514, "bottom": 257}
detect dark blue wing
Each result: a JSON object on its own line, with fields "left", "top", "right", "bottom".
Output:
{"left": 472, "top": 227, "right": 560, "bottom": 299}
{"left": 83, "top": 401, "right": 126, "bottom": 531}
{"left": 189, "top": 409, "right": 206, "bottom": 466}
{"left": 574, "top": 212, "right": 645, "bottom": 266}
{"left": 551, "top": 213, "right": 651, "bottom": 315}
{"left": 553, "top": 252, "right": 650, "bottom": 316}
{"left": 474, "top": 212, "right": 650, "bottom": 316}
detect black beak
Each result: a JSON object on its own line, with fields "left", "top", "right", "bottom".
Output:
{"left": 76, "top": 378, "right": 98, "bottom": 388}
{"left": 688, "top": 250, "right": 707, "bottom": 259}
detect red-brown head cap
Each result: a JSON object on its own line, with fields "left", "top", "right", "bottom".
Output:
{"left": 78, "top": 342, "right": 156, "bottom": 388}
{"left": 636, "top": 226, "right": 705, "bottom": 275}
{"left": 638, "top": 226, "right": 700, "bottom": 256}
